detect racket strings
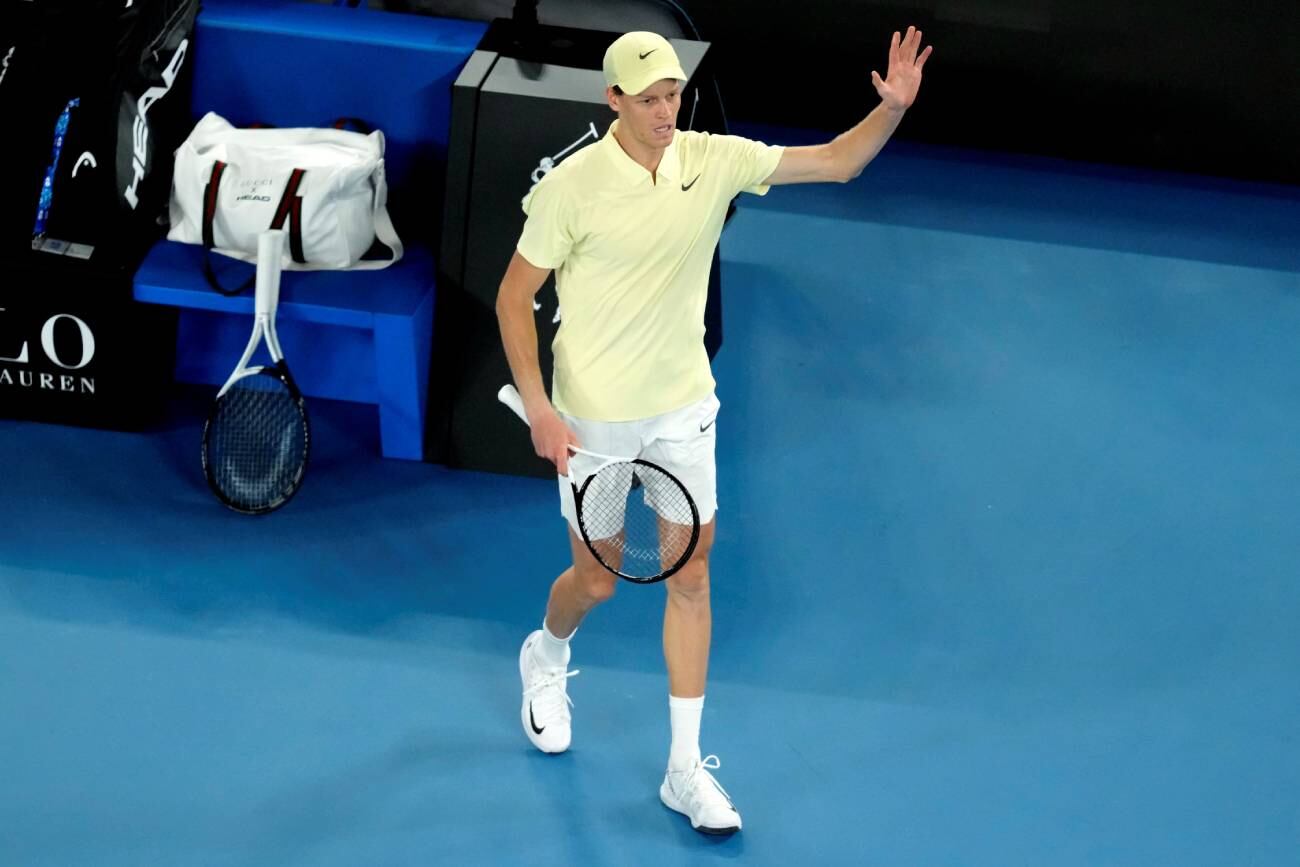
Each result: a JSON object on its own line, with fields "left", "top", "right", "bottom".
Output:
{"left": 204, "top": 373, "right": 308, "bottom": 512}
{"left": 580, "top": 461, "right": 695, "bottom": 579}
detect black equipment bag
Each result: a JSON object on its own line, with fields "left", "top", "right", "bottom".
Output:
{"left": 0, "top": 0, "right": 199, "bottom": 269}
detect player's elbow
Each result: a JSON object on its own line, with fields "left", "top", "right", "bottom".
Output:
{"left": 494, "top": 281, "right": 516, "bottom": 317}
{"left": 821, "top": 147, "right": 858, "bottom": 184}
{"left": 494, "top": 284, "right": 519, "bottom": 321}
{"left": 830, "top": 155, "right": 863, "bottom": 183}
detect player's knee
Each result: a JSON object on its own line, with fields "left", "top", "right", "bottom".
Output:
{"left": 667, "top": 557, "right": 710, "bottom": 600}
{"left": 574, "top": 562, "right": 617, "bottom": 604}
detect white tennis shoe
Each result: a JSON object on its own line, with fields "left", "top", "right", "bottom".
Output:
{"left": 519, "top": 630, "right": 578, "bottom": 754}
{"left": 660, "top": 755, "right": 743, "bottom": 835}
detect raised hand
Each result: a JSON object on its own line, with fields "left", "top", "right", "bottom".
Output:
{"left": 871, "top": 26, "right": 933, "bottom": 112}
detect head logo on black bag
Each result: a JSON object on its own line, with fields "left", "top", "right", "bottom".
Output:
{"left": 123, "top": 37, "right": 188, "bottom": 209}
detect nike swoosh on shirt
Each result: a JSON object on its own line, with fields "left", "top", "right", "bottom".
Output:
{"left": 682, "top": 174, "right": 702, "bottom": 191}
{"left": 699, "top": 418, "right": 715, "bottom": 432}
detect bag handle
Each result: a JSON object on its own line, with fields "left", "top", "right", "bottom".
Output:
{"left": 268, "top": 168, "right": 308, "bottom": 265}
{"left": 367, "top": 155, "right": 403, "bottom": 267}
{"left": 201, "top": 251, "right": 254, "bottom": 297}
{"left": 201, "top": 161, "right": 310, "bottom": 294}
{"left": 201, "top": 161, "right": 253, "bottom": 295}
{"left": 328, "top": 152, "right": 403, "bottom": 271}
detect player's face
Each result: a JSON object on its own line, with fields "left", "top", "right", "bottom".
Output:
{"left": 611, "top": 79, "right": 682, "bottom": 150}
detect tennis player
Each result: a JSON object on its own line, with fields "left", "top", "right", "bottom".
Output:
{"left": 497, "top": 26, "right": 932, "bottom": 835}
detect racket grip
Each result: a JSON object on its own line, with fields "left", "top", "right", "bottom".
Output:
{"left": 497, "top": 384, "right": 530, "bottom": 426}
{"left": 254, "top": 230, "right": 286, "bottom": 316}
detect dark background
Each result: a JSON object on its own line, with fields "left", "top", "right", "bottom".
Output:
{"left": 382, "top": 0, "right": 1300, "bottom": 187}
{"left": 697, "top": 0, "right": 1300, "bottom": 187}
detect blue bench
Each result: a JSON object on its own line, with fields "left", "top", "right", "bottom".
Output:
{"left": 132, "top": 0, "right": 486, "bottom": 459}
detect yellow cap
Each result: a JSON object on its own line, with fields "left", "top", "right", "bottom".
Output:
{"left": 602, "top": 32, "right": 688, "bottom": 95}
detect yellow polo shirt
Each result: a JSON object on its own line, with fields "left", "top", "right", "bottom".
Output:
{"left": 517, "top": 120, "right": 783, "bottom": 421}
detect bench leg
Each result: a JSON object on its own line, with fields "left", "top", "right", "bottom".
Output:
{"left": 372, "top": 288, "right": 434, "bottom": 460}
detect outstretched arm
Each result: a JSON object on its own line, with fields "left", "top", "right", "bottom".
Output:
{"left": 764, "top": 26, "right": 933, "bottom": 186}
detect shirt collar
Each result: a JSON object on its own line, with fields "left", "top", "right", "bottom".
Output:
{"left": 602, "top": 119, "right": 680, "bottom": 187}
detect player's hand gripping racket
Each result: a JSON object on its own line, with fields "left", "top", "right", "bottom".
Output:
{"left": 201, "top": 230, "right": 310, "bottom": 514}
{"left": 498, "top": 384, "right": 699, "bottom": 584}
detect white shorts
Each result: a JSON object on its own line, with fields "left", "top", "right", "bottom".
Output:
{"left": 558, "top": 392, "right": 720, "bottom": 535}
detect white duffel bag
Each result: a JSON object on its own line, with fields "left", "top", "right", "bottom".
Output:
{"left": 168, "top": 112, "right": 403, "bottom": 272}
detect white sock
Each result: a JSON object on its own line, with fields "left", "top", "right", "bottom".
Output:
{"left": 534, "top": 620, "right": 573, "bottom": 669}
{"left": 668, "top": 694, "right": 704, "bottom": 771}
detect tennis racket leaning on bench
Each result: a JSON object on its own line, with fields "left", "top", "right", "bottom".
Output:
{"left": 201, "top": 229, "right": 311, "bottom": 514}
{"left": 497, "top": 384, "right": 700, "bottom": 584}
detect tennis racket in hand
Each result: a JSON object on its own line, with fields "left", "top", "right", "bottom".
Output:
{"left": 498, "top": 384, "right": 699, "bottom": 584}
{"left": 201, "top": 230, "right": 311, "bottom": 514}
